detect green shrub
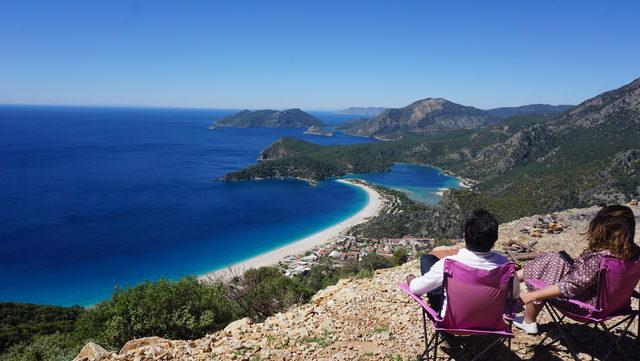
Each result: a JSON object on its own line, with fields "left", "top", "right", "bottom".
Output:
{"left": 0, "top": 333, "right": 79, "bottom": 361}
{"left": 73, "top": 277, "right": 239, "bottom": 349}
{"left": 297, "top": 261, "right": 338, "bottom": 293}
{"left": 391, "top": 248, "right": 409, "bottom": 266}
{"left": 0, "top": 303, "right": 83, "bottom": 353}
{"left": 225, "top": 267, "right": 312, "bottom": 321}
{"left": 360, "top": 252, "right": 391, "bottom": 272}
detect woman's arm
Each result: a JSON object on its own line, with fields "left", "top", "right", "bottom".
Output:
{"left": 521, "top": 285, "right": 562, "bottom": 305}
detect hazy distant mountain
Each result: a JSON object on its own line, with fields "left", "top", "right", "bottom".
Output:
{"left": 486, "top": 104, "right": 573, "bottom": 119}
{"left": 338, "top": 98, "right": 497, "bottom": 139}
{"left": 336, "top": 107, "right": 386, "bottom": 116}
{"left": 212, "top": 109, "right": 324, "bottom": 128}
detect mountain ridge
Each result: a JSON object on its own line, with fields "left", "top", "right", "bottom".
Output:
{"left": 486, "top": 104, "right": 573, "bottom": 119}
{"left": 338, "top": 98, "right": 498, "bottom": 139}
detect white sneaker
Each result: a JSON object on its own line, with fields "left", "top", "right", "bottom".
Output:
{"left": 512, "top": 316, "right": 538, "bottom": 334}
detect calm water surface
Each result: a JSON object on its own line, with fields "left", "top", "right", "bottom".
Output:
{"left": 0, "top": 105, "right": 456, "bottom": 306}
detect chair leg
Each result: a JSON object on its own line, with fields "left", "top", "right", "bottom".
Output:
{"left": 469, "top": 336, "right": 507, "bottom": 361}
{"left": 421, "top": 309, "right": 429, "bottom": 360}
{"left": 599, "top": 317, "right": 635, "bottom": 361}
{"left": 433, "top": 332, "right": 440, "bottom": 360}
{"left": 542, "top": 304, "right": 580, "bottom": 361}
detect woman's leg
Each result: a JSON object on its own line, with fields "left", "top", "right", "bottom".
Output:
{"left": 420, "top": 254, "right": 444, "bottom": 312}
{"left": 517, "top": 269, "right": 525, "bottom": 282}
{"left": 524, "top": 302, "right": 544, "bottom": 324}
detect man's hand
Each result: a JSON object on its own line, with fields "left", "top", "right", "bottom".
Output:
{"left": 406, "top": 274, "right": 416, "bottom": 285}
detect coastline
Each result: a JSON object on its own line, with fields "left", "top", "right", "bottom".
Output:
{"left": 199, "top": 179, "right": 385, "bottom": 280}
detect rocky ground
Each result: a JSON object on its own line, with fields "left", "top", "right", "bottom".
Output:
{"left": 75, "top": 204, "right": 640, "bottom": 361}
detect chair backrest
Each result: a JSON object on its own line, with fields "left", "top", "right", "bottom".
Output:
{"left": 441, "top": 259, "right": 515, "bottom": 332}
{"left": 597, "top": 256, "right": 640, "bottom": 317}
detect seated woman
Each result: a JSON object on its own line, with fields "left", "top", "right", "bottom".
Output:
{"left": 406, "top": 209, "right": 520, "bottom": 315}
{"left": 514, "top": 205, "right": 640, "bottom": 334}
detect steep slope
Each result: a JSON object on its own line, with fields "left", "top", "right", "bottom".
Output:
{"left": 486, "top": 104, "right": 573, "bottom": 119}
{"left": 556, "top": 77, "right": 640, "bottom": 128}
{"left": 73, "top": 205, "right": 640, "bottom": 360}
{"left": 212, "top": 109, "right": 324, "bottom": 128}
{"left": 340, "top": 98, "right": 497, "bottom": 139}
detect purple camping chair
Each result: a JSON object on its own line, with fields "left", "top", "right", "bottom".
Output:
{"left": 399, "top": 259, "right": 517, "bottom": 361}
{"left": 526, "top": 256, "right": 640, "bottom": 361}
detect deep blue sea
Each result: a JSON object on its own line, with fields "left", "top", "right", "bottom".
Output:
{"left": 0, "top": 105, "right": 457, "bottom": 306}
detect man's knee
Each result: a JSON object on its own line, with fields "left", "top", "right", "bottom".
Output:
{"left": 420, "top": 254, "right": 439, "bottom": 275}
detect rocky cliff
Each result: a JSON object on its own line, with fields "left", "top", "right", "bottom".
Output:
{"left": 73, "top": 204, "right": 640, "bottom": 361}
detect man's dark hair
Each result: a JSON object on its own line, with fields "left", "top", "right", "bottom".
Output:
{"left": 464, "top": 209, "right": 499, "bottom": 252}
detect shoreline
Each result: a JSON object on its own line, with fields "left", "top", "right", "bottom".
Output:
{"left": 199, "top": 179, "right": 385, "bottom": 280}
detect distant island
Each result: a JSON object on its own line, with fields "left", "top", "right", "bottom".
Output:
{"left": 486, "top": 104, "right": 573, "bottom": 119}
{"left": 336, "top": 107, "right": 386, "bottom": 116}
{"left": 211, "top": 108, "right": 324, "bottom": 129}
{"left": 303, "top": 125, "right": 334, "bottom": 137}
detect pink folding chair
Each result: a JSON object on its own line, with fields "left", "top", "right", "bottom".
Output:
{"left": 399, "top": 259, "right": 517, "bottom": 361}
{"left": 527, "top": 256, "right": 640, "bottom": 361}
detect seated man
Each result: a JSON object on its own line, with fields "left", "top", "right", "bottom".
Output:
{"left": 406, "top": 209, "right": 520, "bottom": 315}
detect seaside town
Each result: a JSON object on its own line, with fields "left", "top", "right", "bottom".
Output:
{"left": 279, "top": 236, "right": 434, "bottom": 277}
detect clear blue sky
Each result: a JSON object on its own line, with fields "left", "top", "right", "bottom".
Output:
{"left": 1, "top": 0, "right": 639, "bottom": 110}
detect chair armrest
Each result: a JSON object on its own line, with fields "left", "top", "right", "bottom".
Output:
{"left": 562, "top": 298, "right": 600, "bottom": 312}
{"left": 398, "top": 282, "right": 443, "bottom": 322}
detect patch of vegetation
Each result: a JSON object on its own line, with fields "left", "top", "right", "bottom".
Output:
{"left": 303, "top": 330, "right": 334, "bottom": 348}
{"left": 0, "top": 303, "right": 83, "bottom": 353}
{"left": 0, "top": 333, "right": 80, "bottom": 361}
{"left": 1, "top": 251, "right": 410, "bottom": 360}
{"left": 73, "top": 277, "right": 239, "bottom": 350}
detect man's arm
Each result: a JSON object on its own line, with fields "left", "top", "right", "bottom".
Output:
{"left": 409, "top": 258, "right": 445, "bottom": 295}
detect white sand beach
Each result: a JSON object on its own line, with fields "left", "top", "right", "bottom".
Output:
{"left": 200, "top": 179, "right": 385, "bottom": 280}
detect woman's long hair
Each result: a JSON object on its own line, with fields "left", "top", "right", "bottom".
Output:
{"left": 586, "top": 205, "right": 637, "bottom": 260}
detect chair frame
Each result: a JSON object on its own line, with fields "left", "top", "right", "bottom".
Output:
{"left": 400, "top": 261, "right": 517, "bottom": 361}
{"left": 528, "top": 259, "right": 640, "bottom": 361}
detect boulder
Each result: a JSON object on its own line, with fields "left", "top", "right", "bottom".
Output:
{"left": 119, "top": 336, "right": 168, "bottom": 355}
{"left": 224, "top": 317, "right": 252, "bottom": 332}
{"left": 73, "top": 342, "right": 109, "bottom": 361}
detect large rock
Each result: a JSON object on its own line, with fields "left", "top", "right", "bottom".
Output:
{"left": 119, "top": 336, "right": 169, "bottom": 355}
{"left": 73, "top": 342, "right": 110, "bottom": 361}
{"left": 223, "top": 317, "right": 251, "bottom": 332}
